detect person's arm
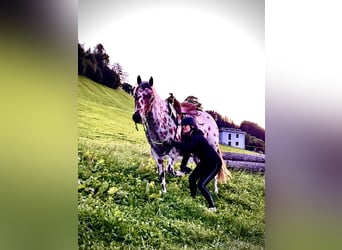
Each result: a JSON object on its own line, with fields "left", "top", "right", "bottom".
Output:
{"left": 180, "top": 151, "right": 190, "bottom": 169}
{"left": 171, "top": 135, "right": 198, "bottom": 152}
{"left": 179, "top": 151, "right": 192, "bottom": 173}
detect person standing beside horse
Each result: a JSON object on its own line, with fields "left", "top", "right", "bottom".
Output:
{"left": 165, "top": 116, "right": 227, "bottom": 211}
{"left": 133, "top": 75, "right": 229, "bottom": 193}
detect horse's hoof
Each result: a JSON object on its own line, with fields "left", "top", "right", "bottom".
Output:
{"left": 167, "top": 169, "right": 176, "bottom": 176}
{"left": 171, "top": 170, "right": 185, "bottom": 177}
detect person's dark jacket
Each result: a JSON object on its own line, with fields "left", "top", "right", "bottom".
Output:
{"left": 171, "top": 128, "right": 221, "bottom": 167}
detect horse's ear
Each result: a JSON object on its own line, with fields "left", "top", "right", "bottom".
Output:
{"left": 149, "top": 77, "right": 153, "bottom": 86}
{"left": 137, "top": 75, "right": 142, "bottom": 85}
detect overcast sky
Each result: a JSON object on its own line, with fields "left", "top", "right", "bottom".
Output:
{"left": 79, "top": 0, "right": 265, "bottom": 128}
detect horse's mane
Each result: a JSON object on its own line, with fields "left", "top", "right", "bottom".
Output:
{"left": 152, "top": 86, "right": 163, "bottom": 103}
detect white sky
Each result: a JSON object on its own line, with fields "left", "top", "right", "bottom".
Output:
{"left": 79, "top": 1, "right": 265, "bottom": 128}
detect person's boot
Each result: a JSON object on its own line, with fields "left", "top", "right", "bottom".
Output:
{"left": 208, "top": 207, "right": 217, "bottom": 212}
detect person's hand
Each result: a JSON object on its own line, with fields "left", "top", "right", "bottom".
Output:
{"left": 162, "top": 140, "right": 172, "bottom": 148}
{"left": 181, "top": 165, "right": 192, "bottom": 174}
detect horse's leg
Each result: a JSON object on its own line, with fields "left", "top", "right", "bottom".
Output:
{"left": 166, "top": 150, "right": 184, "bottom": 177}
{"left": 157, "top": 158, "right": 167, "bottom": 192}
{"left": 214, "top": 176, "right": 218, "bottom": 194}
{"left": 160, "top": 165, "right": 167, "bottom": 193}
{"left": 151, "top": 149, "right": 167, "bottom": 192}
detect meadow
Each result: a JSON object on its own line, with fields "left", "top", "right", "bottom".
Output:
{"left": 78, "top": 76, "right": 265, "bottom": 249}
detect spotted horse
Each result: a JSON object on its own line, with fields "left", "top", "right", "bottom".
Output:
{"left": 132, "top": 75, "right": 231, "bottom": 192}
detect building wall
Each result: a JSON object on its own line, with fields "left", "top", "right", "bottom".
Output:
{"left": 219, "top": 131, "right": 245, "bottom": 149}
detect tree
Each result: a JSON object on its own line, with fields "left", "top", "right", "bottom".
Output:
{"left": 78, "top": 43, "right": 86, "bottom": 75}
{"left": 184, "top": 95, "right": 203, "bottom": 110}
{"left": 102, "top": 66, "right": 120, "bottom": 89}
{"left": 122, "top": 83, "right": 134, "bottom": 95}
{"left": 78, "top": 42, "right": 122, "bottom": 89}
{"left": 112, "top": 63, "right": 128, "bottom": 84}
{"left": 78, "top": 43, "right": 97, "bottom": 78}
{"left": 240, "top": 121, "right": 265, "bottom": 141}
{"left": 94, "top": 43, "right": 110, "bottom": 69}
{"left": 206, "top": 110, "right": 238, "bottom": 129}
{"left": 245, "top": 134, "right": 265, "bottom": 153}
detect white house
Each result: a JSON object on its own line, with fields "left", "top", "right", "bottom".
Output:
{"left": 219, "top": 128, "right": 246, "bottom": 149}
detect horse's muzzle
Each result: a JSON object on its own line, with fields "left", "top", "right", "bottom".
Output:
{"left": 132, "top": 111, "right": 142, "bottom": 124}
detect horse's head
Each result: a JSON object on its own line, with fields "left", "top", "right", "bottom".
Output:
{"left": 133, "top": 75, "right": 155, "bottom": 122}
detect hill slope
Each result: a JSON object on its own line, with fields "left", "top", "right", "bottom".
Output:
{"left": 78, "top": 75, "right": 146, "bottom": 145}
{"left": 78, "top": 76, "right": 265, "bottom": 249}
{"left": 78, "top": 75, "right": 254, "bottom": 154}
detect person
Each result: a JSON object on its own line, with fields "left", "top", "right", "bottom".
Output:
{"left": 165, "top": 116, "right": 222, "bottom": 211}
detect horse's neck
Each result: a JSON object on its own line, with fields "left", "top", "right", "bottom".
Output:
{"left": 150, "top": 101, "right": 169, "bottom": 124}
{"left": 146, "top": 100, "right": 176, "bottom": 136}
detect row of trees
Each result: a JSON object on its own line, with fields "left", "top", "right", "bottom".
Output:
{"left": 184, "top": 99, "right": 265, "bottom": 142}
{"left": 78, "top": 42, "right": 128, "bottom": 89}
{"left": 240, "top": 121, "right": 265, "bottom": 141}
{"left": 207, "top": 111, "right": 265, "bottom": 152}
{"left": 240, "top": 121, "right": 265, "bottom": 152}
{"left": 78, "top": 42, "right": 265, "bottom": 152}
{"left": 172, "top": 90, "right": 265, "bottom": 151}
{"left": 184, "top": 99, "right": 265, "bottom": 152}
{"left": 245, "top": 133, "right": 265, "bottom": 152}
{"left": 206, "top": 110, "right": 239, "bottom": 129}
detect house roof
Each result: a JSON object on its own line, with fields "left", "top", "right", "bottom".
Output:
{"left": 219, "top": 127, "right": 246, "bottom": 134}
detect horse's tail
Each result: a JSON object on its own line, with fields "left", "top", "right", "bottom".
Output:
{"left": 217, "top": 147, "right": 232, "bottom": 184}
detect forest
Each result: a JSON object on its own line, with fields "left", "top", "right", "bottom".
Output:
{"left": 78, "top": 42, "right": 265, "bottom": 153}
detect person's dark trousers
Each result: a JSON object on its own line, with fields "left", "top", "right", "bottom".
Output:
{"left": 189, "top": 161, "right": 220, "bottom": 208}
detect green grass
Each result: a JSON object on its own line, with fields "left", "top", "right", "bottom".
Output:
{"left": 78, "top": 76, "right": 265, "bottom": 249}
{"left": 78, "top": 76, "right": 146, "bottom": 145}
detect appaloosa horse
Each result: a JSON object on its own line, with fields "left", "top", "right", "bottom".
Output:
{"left": 132, "top": 75, "right": 230, "bottom": 192}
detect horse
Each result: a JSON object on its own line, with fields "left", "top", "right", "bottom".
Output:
{"left": 132, "top": 75, "right": 231, "bottom": 192}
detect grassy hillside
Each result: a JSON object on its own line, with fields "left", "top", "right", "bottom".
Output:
{"left": 78, "top": 76, "right": 265, "bottom": 249}
{"left": 78, "top": 75, "right": 147, "bottom": 145}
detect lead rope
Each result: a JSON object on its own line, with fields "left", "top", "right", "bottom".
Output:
{"left": 142, "top": 121, "right": 163, "bottom": 146}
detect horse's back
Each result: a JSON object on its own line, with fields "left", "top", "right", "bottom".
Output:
{"left": 195, "top": 111, "right": 219, "bottom": 150}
